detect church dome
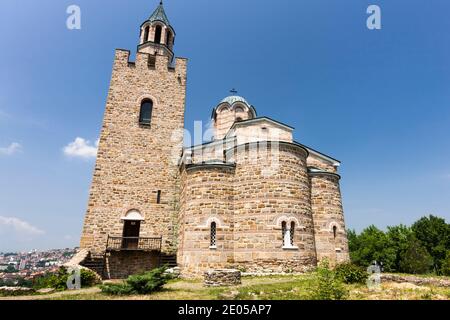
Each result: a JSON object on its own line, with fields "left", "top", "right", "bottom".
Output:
{"left": 211, "top": 94, "right": 257, "bottom": 120}
{"left": 220, "top": 95, "right": 250, "bottom": 107}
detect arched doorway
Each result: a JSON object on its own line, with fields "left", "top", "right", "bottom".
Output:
{"left": 121, "top": 210, "right": 144, "bottom": 249}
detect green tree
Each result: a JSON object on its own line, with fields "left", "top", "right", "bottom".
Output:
{"left": 310, "top": 260, "right": 348, "bottom": 300}
{"left": 386, "top": 224, "right": 413, "bottom": 272}
{"left": 440, "top": 251, "right": 450, "bottom": 276}
{"left": 412, "top": 215, "right": 450, "bottom": 274}
{"left": 399, "top": 237, "right": 433, "bottom": 274}
{"left": 348, "top": 225, "right": 397, "bottom": 271}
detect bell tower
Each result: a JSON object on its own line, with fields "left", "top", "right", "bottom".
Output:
{"left": 138, "top": 1, "right": 175, "bottom": 61}
{"left": 80, "top": 1, "right": 187, "bottom": 278}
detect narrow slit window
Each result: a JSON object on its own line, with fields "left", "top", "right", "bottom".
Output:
{"left": 333, "top": 226, "right": 337, "bottom": 239}
{"left": 290, "top": 222, "right": 295, "bottom": 246}
{"left": 156, "top": 190, "right": 161, "bottom": 204}
{"left": 210, "top": 222, "right": 217, "bottom": 248}
{"left": 282, "top": 221, "right": 288, "bottom": 247}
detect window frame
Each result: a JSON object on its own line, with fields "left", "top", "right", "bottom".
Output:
{"left": 139, "top": 99, "right": 153, "bottom": 127}
{"left": 210, "top": 221, "right": 217, "bottom": 249}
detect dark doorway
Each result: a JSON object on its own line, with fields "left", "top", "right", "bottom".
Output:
{"left": 122, "top": 220, "right": 141, "bottom": 249}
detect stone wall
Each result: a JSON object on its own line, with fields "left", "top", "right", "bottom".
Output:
{"left": 105, "top": 251, "right": 160, "bottom": 279}
{"left": 309, "top": 171, "right": 349, "bottom": 265}
{"left": 80, "top": 49, "right": 187, "bottom": 255}
{"left": 230, "top": 142, "right": 317, "bottom": 273}
{"left": 179, "top": 141, "right": 319, "bottom": 276}
{"left": 204, "top": 269, "right": 241, "bottom": 287}
{"left": 177, "top": 164, "right": 235, "bottom": 275}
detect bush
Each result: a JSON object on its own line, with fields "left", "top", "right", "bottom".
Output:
{"left": 309, "top": 260, "right": 348, "bottom": 300}
{"left": 33, "top": 267, "right": 68, "bottom": 291}
{"left": 101, "top": 266, "right": 169, "bottom": 296}
{"left": 80, "top": 268, "right": 101, "bottom": 287}
{"left": 399, "top": 238, "right": 433, "bottom": 274}
{"left": 440, "top": 251, "right": 450, "bottom": 276}
{"left": 33, "top": 267, "right": 100, "bottom": 291}
{"left": 100, "top": 283, "right": 134, "bottom": 296}
{"left": 335, "top": 263, "right": 369, "bottom": 284}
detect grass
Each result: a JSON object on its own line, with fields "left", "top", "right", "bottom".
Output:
{"left": 1, "top": 273, "right": 449, "bottom": 300}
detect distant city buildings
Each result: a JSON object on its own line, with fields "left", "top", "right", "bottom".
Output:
{"left": 0, "top": 248, "right": 77, "bottom": 285}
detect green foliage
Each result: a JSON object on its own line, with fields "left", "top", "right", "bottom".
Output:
{"left": 100, "top": 266, "right": 169, "bottom": 296}
{"left": 335, "top": 263, "right": 368, "bottom": 284}
{"left": 80, "top": 269, "right": 101, "bottom": 287}
{"left": 309, "top": 260, "right": 348, "bottom": 300}
{"left": 398, "top": 237, "right": 433, "bottom": 274}
{"left": 386, "top": 224, "right": 413, "bottom": 271}
{"left": 2, "top": 265, "right": 18, "bottom": 273}
{"left": 412, "top": 215, "right": 450, "bottom": 274}
{"left": 33, "top": 267, "right": 100, "bottom": 291}
{"left": 99, "top": 283, "right": 134, "bottom": 296}
{"left": 33, "top": 267, "right": 68, "bottom": 291}
{"left": 348, "top": 225, "right": 397, "bottom": 272}
{"left": 439, "top": 251, "right": 450, "bottom": 276}
{"left": 0, "top": 277, "right": 33, "bottom": 288}
{"left": 348, "top": 215, "right": 450, "bottom": 275}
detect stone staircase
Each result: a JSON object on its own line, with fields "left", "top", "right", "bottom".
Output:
{"left": 80, "top": 254, "right": 106, "bottom": 279}
{"left": 160, "top": 253, "right": 177, "bottom": 268}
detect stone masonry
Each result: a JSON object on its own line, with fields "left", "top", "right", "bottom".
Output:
{"left": 79, "top": 2, "right": 350, "bottom": 279}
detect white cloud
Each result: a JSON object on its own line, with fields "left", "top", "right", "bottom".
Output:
{"left": 63, "top": 137, "right": 98, "bottom": 159}
{"left": 0, "top": 142, "right": 22, "bottom": 156}
{"left": 0, "top": 216, "right": 45, "bottom": 236}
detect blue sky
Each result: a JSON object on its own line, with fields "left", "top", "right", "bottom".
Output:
{"left": 0, "top": 0, "right": 449, "bottom": 251}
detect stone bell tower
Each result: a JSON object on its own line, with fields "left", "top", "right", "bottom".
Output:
{"left": 79, "top": 1, "right": 187, "bottom": 278}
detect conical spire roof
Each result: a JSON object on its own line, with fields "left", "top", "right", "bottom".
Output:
{"left": 149, "top": 1, "right": 171, "bottom": 26}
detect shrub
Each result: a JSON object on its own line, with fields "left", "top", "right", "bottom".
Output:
{"left": 335, "top": 263, "right": 369, "bottom": 284}
{"left": 33, "top": 267, "right": 100, "bottom": 291}
{"left": 80, "top": 268, "right": 101, "bottom": 287}
{"left": 100, "top": 283, "right": 134, "bottom": 296}
{"left": 440, "top": 251, "right": 450, "bottom": 276}
{"left": 101, "top": 266, "right": 169, "bottom": 296}
{"left": 309, "top": 260, "right": 348, "bottom": 300}
{"left": 399, "top": 238, "right": 433, "bottom": 274}
{"left": 33, "top": 267, "right": 68, "bottom": 291}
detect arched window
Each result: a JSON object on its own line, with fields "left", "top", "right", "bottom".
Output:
{"left": 290, "top": 222, "right": 295, "bottom": 247}
{"left": 139, "top": 99, "right": 153, "bottom": 126}
{"left": 210, "top": 222, "right": 217, "bottom": 248}
{"left": 235, "top": 106, "right": 245, "bottom": 113}
{"left": 236, "top": 117, "right": 243, "bottom": 122}
{"left": 282, "top": 221, "right": 288, "bottom": 247}
{"left": 166, "top": 30, "right": 172, "bottom": 46}
{"left": 154, "top": 25, "right": 162, "bottom": 44}
{"left": 333, "top": 225, "right": 337, "bottom": 239}
{"left": 143, "top": 26, "right": 150, "bottom": 43}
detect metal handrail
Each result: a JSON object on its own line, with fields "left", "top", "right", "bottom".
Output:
{"left": 106, "top": 235, "right": 162, "bottom": 252}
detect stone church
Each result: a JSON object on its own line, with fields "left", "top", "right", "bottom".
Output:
{"left": 79, "top": 2, "right": 350, "bottom": 279}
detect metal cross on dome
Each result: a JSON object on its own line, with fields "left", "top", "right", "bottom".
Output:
{"left": 230, "top": 88, "right": 238, "bottom": 95}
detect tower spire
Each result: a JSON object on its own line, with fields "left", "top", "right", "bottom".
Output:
{"left": 138, "top": 0, "right": 176, "bottom": 61}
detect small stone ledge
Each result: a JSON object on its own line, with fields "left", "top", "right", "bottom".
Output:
{"left": 381, "top": 273, "right": 450, "bottom": 288}
{"left": 241, "top": 272, "right": 306, "bottom": 277}
{"left": 204, "top": 269, "right": 242, "bottom": 287}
